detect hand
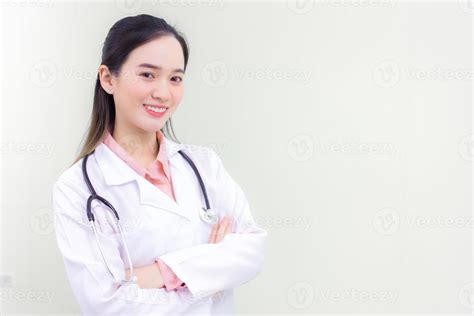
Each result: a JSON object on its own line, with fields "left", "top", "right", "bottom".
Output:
{"left": 125, "top": 262, "right": 165, "bottom": 289}
{"left": 208, "top": 216, "right": 233, "bottom": 243}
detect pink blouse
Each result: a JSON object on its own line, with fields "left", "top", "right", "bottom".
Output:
{"left": 103, "top": 129, "right": 186, "bottom": 292}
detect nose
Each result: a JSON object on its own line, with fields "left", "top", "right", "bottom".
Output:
{"left": 151, "top": 79, "right": 171, "bottom": 102}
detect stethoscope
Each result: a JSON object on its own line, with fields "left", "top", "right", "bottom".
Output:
{"left": 82, "top": 149, "right": 219, "bottom": 285}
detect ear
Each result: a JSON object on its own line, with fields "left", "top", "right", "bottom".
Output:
{"left": 98, "top": 65, "right": 114, "bottom": 94}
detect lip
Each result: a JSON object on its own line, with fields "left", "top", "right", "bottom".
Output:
{"left": 143, "top": 104, "right": 168, "bottom": 118}
{"left": 143, "top": 104, "right": 168, "bottom": 109}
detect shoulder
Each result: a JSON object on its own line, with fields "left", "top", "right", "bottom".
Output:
{"left": 180, "top": 143, "right": 220, "bottom": 161}
{"left": 176, "top": 142, "right": 224, "bottom": 177}
{"left": 52, "top": 155, "right": 90, "bottom": 199}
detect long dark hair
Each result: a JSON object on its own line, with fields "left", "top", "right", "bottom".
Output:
{"left": 72, "top": 14, "right": 189, "bottom": 166}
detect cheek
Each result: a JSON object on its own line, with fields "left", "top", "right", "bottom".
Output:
{"left": 121, "top": 76, "right": 150, "bottom": 100}
{"left": 171, "top": 86, "right": 184, "bottom": 104}
{"left": 130, "top": 83, "right": 152, "bottom": 101}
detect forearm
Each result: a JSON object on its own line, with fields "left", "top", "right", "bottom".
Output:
{"left": 125, "top": 216, "right": 233, "bottom": 291}
{"left": 159, "top": 228, "right": 267, "bottom": 297}
{"left": 125, "top": 261, "right": 165, "bottom": 289}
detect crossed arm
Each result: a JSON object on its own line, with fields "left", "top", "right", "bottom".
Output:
{"left": 125, "top": 216, "right": 234, "bottom": 289}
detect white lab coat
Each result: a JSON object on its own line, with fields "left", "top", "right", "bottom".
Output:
{"left": 51, "top": 136, "right": 267, "bottom": 315}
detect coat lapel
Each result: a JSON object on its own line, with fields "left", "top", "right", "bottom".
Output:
{"left": 93, "top": 135, "right": 193, "bottom": 221}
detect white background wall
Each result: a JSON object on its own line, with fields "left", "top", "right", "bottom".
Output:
{"left": 0, "top": 0, "right": 472, "bottom": 314}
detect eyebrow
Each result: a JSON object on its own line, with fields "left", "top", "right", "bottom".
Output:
{"left": 137, "top": 63, "right": 185, "bottom": 74}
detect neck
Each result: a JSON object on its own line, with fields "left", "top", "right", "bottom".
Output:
{"left": 112, "top": 124, "right": 159, "bottom": 163}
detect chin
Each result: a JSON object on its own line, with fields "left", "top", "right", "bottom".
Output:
{"left": 147, "top": 122, "right": 167, "bottom": 132}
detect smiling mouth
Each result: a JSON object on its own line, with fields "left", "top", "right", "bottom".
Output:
{"left": 143, "top": 104, "right": 168, "bottom": 113}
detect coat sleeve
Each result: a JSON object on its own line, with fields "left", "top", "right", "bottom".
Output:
{"left": 52, "top": 177, "right": 192, "bottom": 316}
{"left": 157, "top": 149, "right": 268, "bottom": 298}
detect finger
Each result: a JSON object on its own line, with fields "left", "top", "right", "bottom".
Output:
{"left": 208, "top": 223, "right": 219, "bottom": 243}
{"left": 224, "top": 219, "right": 233, "bottom": 235}
{"left": 209, "top": 216, "right": 227, "bottom": 243}
{"left": 215, "top": 217, "right": 230, "bottom": 243}
{"left": 209, "top": 223, "right": 219, "bottom": 243}
{"left": 210, "top": 216, "right": 229, "bottom": 243}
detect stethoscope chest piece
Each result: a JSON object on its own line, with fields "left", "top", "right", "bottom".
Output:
{"left": 200, "top": 207, "right": 219, "bottom": 225}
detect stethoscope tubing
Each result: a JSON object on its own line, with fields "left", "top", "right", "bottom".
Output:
{"left": 81, "top": 147, "right": 214, "bottom": 285}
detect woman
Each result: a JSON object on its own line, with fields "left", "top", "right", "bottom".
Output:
{"left": 52, "top": 14, "right": 267, "bottom": 315}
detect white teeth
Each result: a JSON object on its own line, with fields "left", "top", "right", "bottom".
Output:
{"left": 144, "top": 105, "right": 167, "bottom": 113}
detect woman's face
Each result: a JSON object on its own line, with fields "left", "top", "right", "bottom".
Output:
{"left": 101, "top": 35, "right": 185, "bottom": 133}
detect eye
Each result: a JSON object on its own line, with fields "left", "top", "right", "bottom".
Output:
{"left": 140, "top": 72, "right": 154, "bottom": 79}
{"left": 172, "top": 76, "right": 183, "bottom": 83}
